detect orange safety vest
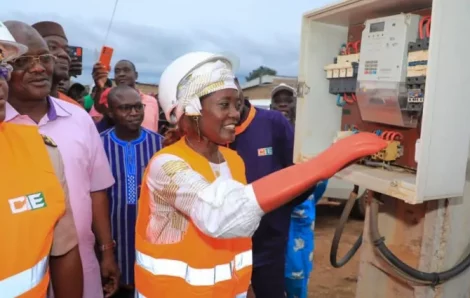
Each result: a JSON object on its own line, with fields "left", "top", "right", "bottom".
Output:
{"left": 0, "top": 123, "right": 65, "bottom": 298}
{"left": 135, "top": 137, "right": 252, "bottom": 298}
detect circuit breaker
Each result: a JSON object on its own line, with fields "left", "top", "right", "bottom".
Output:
{"left": 355, "top": 13, "right": 421, "bottom": 128}
{"left": 406, "top": 16, "right": 431, "bottom": 113}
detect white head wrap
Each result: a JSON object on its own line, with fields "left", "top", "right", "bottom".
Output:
{"left": 171, "top": 59, "right": 238, "bottom": 122}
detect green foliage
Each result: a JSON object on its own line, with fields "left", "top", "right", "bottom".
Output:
{"left": 245, "top": 66, "right": 277, "bottom": 81}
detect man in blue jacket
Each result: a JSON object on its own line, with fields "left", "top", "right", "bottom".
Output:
{"left": 270, "top": 83, "right": 329, "bottom": 298}
{"left": 269, "top": 83, "right": 329, "bottom": 297}
{"left": 231, "top": 80, "right": 311, "bottom": 298}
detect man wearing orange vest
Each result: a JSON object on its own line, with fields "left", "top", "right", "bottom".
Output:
{"left": 0, "top": 22, "right": 83, "bottom": 298}
{"left": 135, "top": 52, "right": 387, "bottom": 298}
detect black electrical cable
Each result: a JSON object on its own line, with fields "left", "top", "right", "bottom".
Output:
{"left": 370, "top": 198, "right": 470, "bottom": 285}
{"left": 330, "top": 185, "right": 363, "bottom": 268}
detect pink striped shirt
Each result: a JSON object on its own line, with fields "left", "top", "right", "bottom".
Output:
{"left": 6, "top": 97, "right": 115, "bottom": 298}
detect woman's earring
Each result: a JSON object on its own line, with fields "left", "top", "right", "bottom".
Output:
{"left": 193, "top": 116, "right": 201, "bottom": 141}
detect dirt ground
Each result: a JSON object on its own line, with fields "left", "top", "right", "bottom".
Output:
{"left": 307, "top": 202, "right": 364, "bottom": 298}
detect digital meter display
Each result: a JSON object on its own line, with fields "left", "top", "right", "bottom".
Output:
{"left": 370, "top": 21, "right": 385, "bottom": 33}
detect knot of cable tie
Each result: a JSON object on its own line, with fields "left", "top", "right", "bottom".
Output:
{"left": 373, "top": 236, "right": 385, "bottom": 247}
{"left": 430, "top": 272, "right": 440, "bottom": 288}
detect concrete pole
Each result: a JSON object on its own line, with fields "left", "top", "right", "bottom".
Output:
{"left": 356, "top": 168, "right": 470, "bottom": 298}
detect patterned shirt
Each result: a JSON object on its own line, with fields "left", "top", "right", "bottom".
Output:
{"left": 100, "top": 127, "right": 163, "bottom": 285}
{"left": 145, "top": 153, "right": 263, "bottom": 244}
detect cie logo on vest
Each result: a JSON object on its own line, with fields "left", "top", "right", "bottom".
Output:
{"left": 257, "top": 147, "right": 273, "bottom": 156}
{"left": 8, "top": 192, "right": 47, "bottom": 214}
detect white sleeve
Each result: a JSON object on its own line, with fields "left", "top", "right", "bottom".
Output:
{"left": 146, "top": 153, "right": 264, "bottom": 238}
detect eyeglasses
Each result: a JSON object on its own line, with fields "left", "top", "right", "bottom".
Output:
{"left": 9, "top": 54, "right": 56, "bottom": 70}
{"left": 0, "top": 64, "right": 12, "bottom": 81}
{"left": 116, "top": 103, "right": 146, "bottom": 114}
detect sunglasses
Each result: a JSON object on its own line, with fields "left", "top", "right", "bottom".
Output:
{"left": 9, "top": 54, "right": 56, "bottom": 71}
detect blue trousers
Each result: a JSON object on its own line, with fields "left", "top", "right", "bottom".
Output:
{"left": 251, "top": 261, "right": 286, "bottom": 298}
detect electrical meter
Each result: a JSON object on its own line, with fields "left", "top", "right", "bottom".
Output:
{"left": 356, "top": 13, "right": 421, "bottom": 127}
{"left": 358, "top": 14, "right": 420, "bottom": 82}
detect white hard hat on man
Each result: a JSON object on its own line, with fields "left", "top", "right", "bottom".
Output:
{"left": 158, "top": 51, "right": 239, "bottom": 124}
{"left": 0, "top": 21, "right": 27, "bottom": 62}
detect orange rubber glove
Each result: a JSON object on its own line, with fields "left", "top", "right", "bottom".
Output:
{"left": 252, "top": 132, "right": 387, "bottom": 212}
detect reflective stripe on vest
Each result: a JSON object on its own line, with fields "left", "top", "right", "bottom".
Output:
{"left": 136, "top": 249, "right": 252, "bottom": 286}
{"left": 0, "top": 256, "right": 48, "bottom": 297}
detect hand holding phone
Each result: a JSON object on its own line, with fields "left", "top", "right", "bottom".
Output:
{"left": 67, "top": 46, "right": 83, "bottom": 77}
{"left": 91, "top": 46, "right": 113, "bottom": 89}
{"left": 92, "top": 62, "right": 109, "bottom": 90}
{"left": 99, "top": 46, "right": 113, "bottom": 72}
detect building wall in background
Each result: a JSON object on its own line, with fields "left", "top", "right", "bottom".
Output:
{"left": 243, "top": 85, "right": 273, "bottom": 99}
{"left": 242, "top": 75, "right": 297, "bottom": 100}
{"left": 136, "top": 83, "right": 159, "bottom": 95}
{"left": 110, "top": 79, "right": 159, "bottom": 95}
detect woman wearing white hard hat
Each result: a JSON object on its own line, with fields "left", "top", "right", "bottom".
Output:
{"left": 0, "top": 21, "right": 84, "bottom": 298}
{"left": 134, "top": 51, "right": 387, "bottom": 298}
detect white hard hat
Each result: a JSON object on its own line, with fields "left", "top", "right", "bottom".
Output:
{"left": 0, "top": 21, "right": 28, "bottom": 62}
{"left": 158, "top": 51, "right": 238, "bottom": 123}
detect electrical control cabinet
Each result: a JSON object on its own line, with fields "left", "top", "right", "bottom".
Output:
{"left": 294, "top": 0, "right": 470, "bottom": 204}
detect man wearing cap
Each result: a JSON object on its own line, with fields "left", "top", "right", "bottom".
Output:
{"left": 270, "top": 83, "right": 328, "bottom": 298}
{"left": 230, "top": 79, "right": 313, "bottom": 298}
{"left": 31, "top": 21, "right": 82, "bottom": 107}
{"left": 4, "top": 20, "right": 120, "bottom": 298}
{"left": 0, "top": 21, "right": 83, "bottom": 297}
{"left": 270, "top": 83, "right": 297, "bottom": 125}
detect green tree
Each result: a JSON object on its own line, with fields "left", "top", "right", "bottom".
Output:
{"left": 245, "top": 66, "right": 277, "bottom": 81}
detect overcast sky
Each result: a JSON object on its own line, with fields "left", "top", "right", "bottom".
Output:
{"left": 2, "top": 0, "right": 333, "bottom": 85}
